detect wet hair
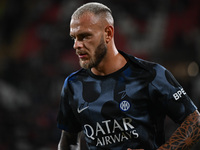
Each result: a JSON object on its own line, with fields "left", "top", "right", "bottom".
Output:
{"left": 71, "top": 2, "right": 114, "bottom": 25}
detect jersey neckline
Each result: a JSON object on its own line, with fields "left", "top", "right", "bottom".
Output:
{"left": 87, "top": 59, "right": 130, "bottom": 79}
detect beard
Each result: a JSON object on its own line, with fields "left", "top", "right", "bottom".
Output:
{"left": 79, "top": 36, "right": 107, "bottom": 69}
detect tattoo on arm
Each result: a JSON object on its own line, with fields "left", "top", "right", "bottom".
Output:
{"left": 158, "top": 110, "right": 200, "bottom": 150}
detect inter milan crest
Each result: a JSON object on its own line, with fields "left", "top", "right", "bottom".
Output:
{"left": 119, "top": 100, "right": 130, "bottom": 112}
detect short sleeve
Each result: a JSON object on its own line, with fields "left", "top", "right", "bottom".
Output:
{"left": 57, "top": 78, "right": 82, "bottom": 133}
{"left": 149, "top": 64, "right": 197, "bottom": 124}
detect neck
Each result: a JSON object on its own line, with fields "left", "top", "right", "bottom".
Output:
{"left": 91, "top": 48, "right": 127, "bottom": 76}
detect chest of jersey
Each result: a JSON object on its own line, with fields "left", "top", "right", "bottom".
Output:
{"left": 70, "top": 68, "right": 151, "bottom": 121}
{"left": 68, "top": 67, "right": 156, "bottom": 148}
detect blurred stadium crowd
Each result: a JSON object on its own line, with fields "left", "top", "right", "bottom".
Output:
{"left": 0, "top": 0, "right": 200, "bottom": 149}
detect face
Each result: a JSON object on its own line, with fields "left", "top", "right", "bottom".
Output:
{"left": 70, "top": 13, "right": 107, "bottom": 69}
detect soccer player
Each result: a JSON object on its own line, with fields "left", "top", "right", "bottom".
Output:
{"left": 57, "top": 2, "right": 200, "bottom": 150}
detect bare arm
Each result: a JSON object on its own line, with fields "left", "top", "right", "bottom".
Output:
{"left": 158, "top": 110, "right": 200, "bottom": 150}
{"left": 58, "top": 130, "right": 78, "bottom": 150}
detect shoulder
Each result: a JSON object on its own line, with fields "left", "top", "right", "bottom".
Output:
{"left": 120, "top": 51, "right": 175, "bottom": 87}
{"left": 63, "top": 68, "right": 88, "bottom": 87}
{"left": 121, "top": 51, "right": 166, "bottom": 77}
{"left": 133, "top": 56, "right": 178, "bottom": 89}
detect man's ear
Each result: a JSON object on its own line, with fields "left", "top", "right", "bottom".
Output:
{"left": 105, "top": 25, "right": 114, "bottom": 43}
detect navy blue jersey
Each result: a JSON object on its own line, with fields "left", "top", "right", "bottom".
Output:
{"left": 57, "top": 51, "right": 197, "bottom": 150}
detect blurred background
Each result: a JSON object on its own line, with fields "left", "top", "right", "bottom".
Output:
{"left": 0, "top": 0, "right": 200, "bottom": 149}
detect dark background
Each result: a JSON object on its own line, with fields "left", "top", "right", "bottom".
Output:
{"left": 0, "top": 0, "right": 200, "bottom": 149}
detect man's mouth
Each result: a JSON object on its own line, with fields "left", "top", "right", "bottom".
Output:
{"left": 78, "top": 54, "right": 88, "bottom": 59}
{"left": 77, "top": 51, "right": 88, "bottom": 59}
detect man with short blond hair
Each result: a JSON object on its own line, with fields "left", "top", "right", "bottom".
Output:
{"left": 57, "top": 2, "right": 200, "bottom": 150}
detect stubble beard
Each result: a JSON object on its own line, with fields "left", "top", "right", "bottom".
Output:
{"left": 80, "top": 37, "right": 107, "bottom": 69}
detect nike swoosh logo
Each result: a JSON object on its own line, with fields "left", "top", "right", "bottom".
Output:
{"left": 77, "top": 106, "right": 89, "bottom": 113}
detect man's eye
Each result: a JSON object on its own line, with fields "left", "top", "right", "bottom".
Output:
{"left": 84, "top": 35, "right": 91, "bottom": 39}
{"left": 71, "top": 37, "right": 75, "bottom": 40}
{"left": 81, "top": 34, "right": 91, "bottom": 40}
{"left": 80, "top": 35, "right": 86, "bottom": 40}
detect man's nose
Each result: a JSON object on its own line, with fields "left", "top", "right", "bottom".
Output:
{"left": 73, "top": 39, "right": 83, "bottom": 49}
